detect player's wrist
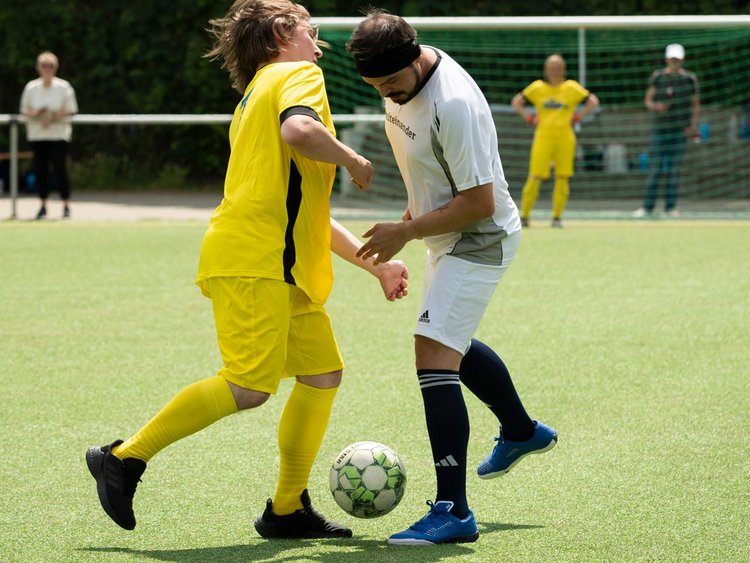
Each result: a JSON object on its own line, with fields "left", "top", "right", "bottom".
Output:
{"left": 402, "top": 219, "right": 420, "bottom": 241}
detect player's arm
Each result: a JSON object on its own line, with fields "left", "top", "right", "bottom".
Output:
{"left": 330, "top": 217, "right": 408, "bottom": 301}
{"left": 644, "top": 85, "right": 667, "bottom": 113}
{"left": 19, "top": 87, "right": 43, "bottom": 118}
{"left": 281, "top": 113, "right": 373, "bottom": 190}
{"left": 511, "top": 92, "right": 536, "bottom": 125}
{"left": 356, "top": 183, "right": 495, "bottom": 265}
{"left": 689, "top": 78, "right": 701, "bottom": 135}
{"left": 574, "top": 92, "right": 600, "bottom": 122}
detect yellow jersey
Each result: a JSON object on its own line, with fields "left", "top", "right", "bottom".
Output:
{"left": 196, "top": 62, "right": 336, "bottom": 305}
{"left": 522, "top": 79, "right": 589, "bottom": 137}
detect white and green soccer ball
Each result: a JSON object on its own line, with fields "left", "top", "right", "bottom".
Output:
{"left": 329, "top": 441, "right": 407, "bottom": 518}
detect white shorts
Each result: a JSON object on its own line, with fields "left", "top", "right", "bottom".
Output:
{"left": 414, "top": 231, "right": 521, "bottom": 354}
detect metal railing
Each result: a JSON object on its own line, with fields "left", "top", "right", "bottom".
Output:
{"left": 0, "top": 113, "right": 384, "bottom": 219}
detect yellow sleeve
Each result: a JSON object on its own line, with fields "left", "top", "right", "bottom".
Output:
{"left": 566, "top": 80, "right": 590, "bottom": 104}
{"left": 522, "top": 80, "right": 544, "bottom": 104}
{"left": 279, "top": 63, "right": 333, "bottom": 133}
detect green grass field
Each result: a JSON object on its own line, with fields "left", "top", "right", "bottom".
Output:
{"left": 1, "top": 219, "right": 748, "bottom": 562}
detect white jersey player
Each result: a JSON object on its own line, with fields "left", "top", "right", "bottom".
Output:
{"left": 348, "top": 10, "right": 557, "bottom": 546}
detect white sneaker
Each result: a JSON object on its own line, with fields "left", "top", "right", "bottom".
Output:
{"left": 632, "top": 208, "right": 649, "bottom": 218}
{"left": 665, "top": 209, "right": 680, "bottom": 218}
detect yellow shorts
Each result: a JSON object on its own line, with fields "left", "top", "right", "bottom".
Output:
{"left": 529, "top": 132, "right": 576, "bottom": 178}
{"left": 199, "top": 277, "right": 344, "bottom": 394}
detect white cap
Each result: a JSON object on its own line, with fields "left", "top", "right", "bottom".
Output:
{"left": 665, "top": 44, "right": 685, "bottom": 60}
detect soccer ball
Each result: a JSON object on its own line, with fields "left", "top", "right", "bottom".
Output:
{"left": 329, "top": 441, "right": 407, "bottom": 518}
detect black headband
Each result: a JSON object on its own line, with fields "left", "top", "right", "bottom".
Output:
{"left": 354, "top": 38, "right": 421, "bottom": 78}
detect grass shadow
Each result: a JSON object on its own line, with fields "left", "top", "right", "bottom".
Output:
{"left": 79, "top": 539, "right": 473, "bottom": 562}
{"left": 77, "top": 522, "right": 542, "bottom": 562}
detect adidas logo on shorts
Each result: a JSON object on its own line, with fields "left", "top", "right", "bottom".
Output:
{"left": 418, "top": 310, "right": 430, "bottom": 324}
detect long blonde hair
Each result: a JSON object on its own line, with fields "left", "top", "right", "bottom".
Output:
{"left": 206, "top": 0, "right": 311, "bottom": 93}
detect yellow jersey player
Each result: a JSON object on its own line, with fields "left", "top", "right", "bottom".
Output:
{"left": 85, "top": 0, "right": 408, "bottom": 539}
{"left": 512, "top": 54, "right": 599, "bottom": 227}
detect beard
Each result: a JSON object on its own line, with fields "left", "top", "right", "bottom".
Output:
{"left": 387, "top": 66, "right": 421, "bottom": 105}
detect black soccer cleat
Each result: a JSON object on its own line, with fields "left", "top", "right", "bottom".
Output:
{"left": 254, "top": 489, "right": 353, "bottom": 539}
{"left": 86, "top": 439, "right": 146, "bottom": 530}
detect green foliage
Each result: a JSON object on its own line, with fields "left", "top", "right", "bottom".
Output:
{"left": 68, "top": 153, "right": 128, "bottom": 189}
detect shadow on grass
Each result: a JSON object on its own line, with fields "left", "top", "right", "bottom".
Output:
{"left": 77, "top": 522, "right": 541, "bottom": 562}
{"left": 477, "top": 521, "right": 543, "bottom": 534}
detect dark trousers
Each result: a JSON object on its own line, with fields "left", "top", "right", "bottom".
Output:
{"left": 31, "top": 140, "right": 70, "bottom": 201}
{"left": 643, "top": 129, "right": 687, "bottom": 212}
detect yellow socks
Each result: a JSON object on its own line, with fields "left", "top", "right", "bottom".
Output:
{"left": 520, "top": 177, "right": 542, "bottom": 219}
{"left": 552, "top": 177, "right": 570, "bottom": 219}
{"left": 113, "top": 375, "right": 238, "bottom": 462}
{"left": 272, "top": 382, "right": 338, "bottom": 515}
{"left": 111, "top": 376, "right": 337, "bottom": 515}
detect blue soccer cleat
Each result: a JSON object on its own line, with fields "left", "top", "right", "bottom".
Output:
{"left": 387, "top": 501, "right": 479, "bottom": 545}
{"left": 477, "top": 420, "right": 557, "bottom": 479}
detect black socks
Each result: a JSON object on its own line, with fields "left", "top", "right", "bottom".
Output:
{"left": 417, "top": 369, "right": 470, "bottom": 518}
{"left": 459, "top": 339, "right": 534, "bottom": 442}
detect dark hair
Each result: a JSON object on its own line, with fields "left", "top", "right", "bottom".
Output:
{"left": 346, "top": 9, "right": 417, "bottom": 61}
{"left": 206, "top": 0, "right": 311, "bottom": 93}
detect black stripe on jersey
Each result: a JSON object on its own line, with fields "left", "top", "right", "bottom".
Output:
{"left": 283, "top": 160, "right": 303, "bottom": 285}
{"left": 280, "top": 105, "right": 321, "bottom": 124}
{"left": 430, "top": 126, "right": 458, "bottom": 195}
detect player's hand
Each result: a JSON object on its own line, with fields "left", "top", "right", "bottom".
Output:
{"left": 356, "top": 221, "right": 410, "bottom": 265}
{"left": 571, "top": 113, "right": 582, "bottom": 124}
{"left": 346, "top": 154, "right": 373, "bottom": 191}
{"left": 525, "top": 114, "right": 538, "bottom": 126}
{"left": 652, "top": 102, "right": 669, "bottom": 113}
{"left": 376, "top": 259, "right": 409, "bottom": 301}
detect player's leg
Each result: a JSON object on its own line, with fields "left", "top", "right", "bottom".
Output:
{"left": 50, "top": 140, "right": 71, "bottom": 217}
{"left": 551, "top": 176, "right": 570, "bottom": 226}
{"left": 31, "top": 141, "right": 50, "bottom": 218}
{"left": 459, "top": 338, "right": 534, "bottom": 441}
{"left": 254, "top": 286, "right": 351, "bottom": 538}
{"left": 455, "top": 233, "right": 556, "bottom": 478}
{"left": 86, "top": 276, "right": 285, "bottom": 530}
{"left": 463, "top": 339, "right": 557, "bottom": 479}
{"left": 389, "top": 255, "right": 494, "bottom": 545}
{"left": 642, "top": 132, "right": 666, "bottom": 214}
{"left": 520, "top": 137, "right": 552, "bottom": 226}
{"left": 550, "top": 135, "right": 575, "bottom": 226}
{"left": 663, "top": 131, "right": 686, "bottom": 214}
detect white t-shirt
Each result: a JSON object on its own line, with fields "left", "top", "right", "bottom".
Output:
{"left": 19, "top": 77, "right": 78, "bottom": 142}
{"left": 383, "top": 48, "right": 521, "bottom": 265}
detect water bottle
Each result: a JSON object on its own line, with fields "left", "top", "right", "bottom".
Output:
{"left": 700, "top": 122, "right": 710, "bottom": 141}
{"left": 639, "top": 152, "right": 649, "bottom": 171}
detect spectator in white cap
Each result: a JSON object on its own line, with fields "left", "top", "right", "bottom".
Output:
{"left": 634, "top": 43, "right": 700, "bottom": 218}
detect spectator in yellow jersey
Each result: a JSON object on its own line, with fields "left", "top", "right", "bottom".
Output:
{"left": 512, "top": 54, "right": 599, "bottom": 228}
{"left": 85, "top": 0, "right": 408, "bottom": 540}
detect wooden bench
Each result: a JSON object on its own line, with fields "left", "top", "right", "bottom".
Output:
{"left": 0, "top": 151, "right": 33, "bottom": 162}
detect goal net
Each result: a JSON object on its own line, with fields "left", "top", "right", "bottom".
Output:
{"left": 317, "top": 19, "right": 750, "bottom": 214}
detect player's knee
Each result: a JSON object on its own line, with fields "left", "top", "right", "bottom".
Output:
{"left": 298, "top": 370, "right": 343, "bottom": 389}
{"left": 227, "top": 381, "right": 270, "bottom": 410}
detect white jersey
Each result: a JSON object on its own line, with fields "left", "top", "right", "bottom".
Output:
{"left": 384, "top": 48, "right": 521, "bottom": 265}
{"left": 19, "top": 77, "right": 78, "bottom": 142}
